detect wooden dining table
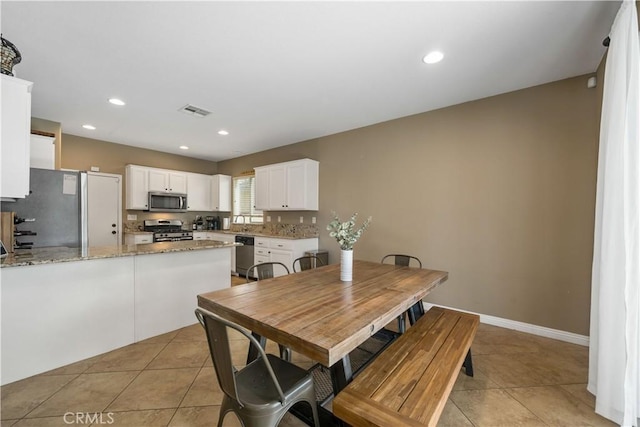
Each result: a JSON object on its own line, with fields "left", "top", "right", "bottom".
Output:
{"left": 197, "top": 259, "right": 448, "bottom": 423}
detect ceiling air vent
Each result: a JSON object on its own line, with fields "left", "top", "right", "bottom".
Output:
{"left": 179, "top": 104, "right": 212, "bottom": 118}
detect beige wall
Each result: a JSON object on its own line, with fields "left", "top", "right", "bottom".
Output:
{"left": 219, "top": 74, "right": 600, "bottom": 335}
{"left": 61, "top": 134, "right": 219, "bottom": 224}
{"left": 61, "top": 134, "right": 217, "bottom": 176}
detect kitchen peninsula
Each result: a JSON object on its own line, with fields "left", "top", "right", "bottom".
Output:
{"left": 0, "top": 240, "right": 237, "bottom": 385}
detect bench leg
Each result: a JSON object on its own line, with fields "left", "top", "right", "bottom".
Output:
{"left": 462, "top": 348, "right": 474, "bottom": 377}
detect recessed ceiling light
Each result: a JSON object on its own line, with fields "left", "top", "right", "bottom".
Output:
{"left": 108, "top": 98, "right": 126, "bottom": 106}
{"left": 179, "top": 145, "right": 189, "bottom": 150}
{"left": 82, "top": 124, "right": 96, "bottom": 130}
{"left": 422, "top": 51, "right": 444, "bottom": 64}
{"left": 218, "top": 130, "right": 229, "bottom": 136}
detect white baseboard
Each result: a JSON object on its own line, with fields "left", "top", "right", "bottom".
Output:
{"left": 422, "top": 302, "right": 590, "bottom": 347}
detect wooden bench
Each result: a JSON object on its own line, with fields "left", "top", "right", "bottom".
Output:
{"left": 333, "top": 306, "right": 479, "bottom": 427}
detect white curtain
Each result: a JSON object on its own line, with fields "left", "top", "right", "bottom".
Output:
{"left": 588, "top": 1, "right": 640, "bottom": 426}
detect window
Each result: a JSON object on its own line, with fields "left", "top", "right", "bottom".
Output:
{"left": 233, "top": 175, "right": 263, "bottom": 223}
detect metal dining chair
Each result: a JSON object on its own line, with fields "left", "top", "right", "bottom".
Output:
{"left": 381, "top": 254, "right": 424, "bottom": 334}
{"left": 292, "top": 255, "right": 325, "bottom": 273}
{"left": 246, "top": 261, "right": 292, "bottom": 362}
{"left": 246, "top": 262, "right": 290, "bottom": 282}
{"left": 195, "top": 308, "right": 320, "bottom": 427}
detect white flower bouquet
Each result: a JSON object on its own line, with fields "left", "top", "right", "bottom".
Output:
{"left": 327, "top": 212, "right": 372, "bottom": 250}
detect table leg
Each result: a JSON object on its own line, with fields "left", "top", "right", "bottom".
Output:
{"left": 330, "top": 355, "right": 353, "bottom": 396}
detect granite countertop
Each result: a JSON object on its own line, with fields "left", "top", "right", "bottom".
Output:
{"left": 124, "top": 231, "right": 154, "bottom": 235}
{"left": 0, "top": 240, "right": 240, "bottom": 268}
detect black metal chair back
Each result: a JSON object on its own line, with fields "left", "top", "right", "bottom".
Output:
{"left": 292, "top": 255, "right": 325, "bottom": 273}
{"left": 381, "top": 254, "right": 422, "bottom": 268}
{"left": 381, "top": 254, "right": 424, "bottom": 333}
{"left": 246, "top": 262, "right": 290, "bottom": 282}
{"left": 195, "top": 308, "right": 320, "bottom": 427}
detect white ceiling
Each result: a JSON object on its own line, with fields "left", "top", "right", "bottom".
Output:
{"left": 1, "top": 1, "right": 620, "bottom": 162}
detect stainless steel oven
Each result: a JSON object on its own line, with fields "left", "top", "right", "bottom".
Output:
{"left": 143, "top": 219, "right": 193, "bottom": 242}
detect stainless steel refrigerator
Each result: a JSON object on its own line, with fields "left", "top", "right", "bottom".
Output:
{"left": 0, "top": 168, "right": 88, "bottom": 248}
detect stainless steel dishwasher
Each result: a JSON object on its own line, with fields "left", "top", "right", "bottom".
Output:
{"left": 235, "top": 235, "right": 255, "bottom": 278}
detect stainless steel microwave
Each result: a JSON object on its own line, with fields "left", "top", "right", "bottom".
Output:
{"left": 148, "top": 192, "right": 188, "bottom": 212}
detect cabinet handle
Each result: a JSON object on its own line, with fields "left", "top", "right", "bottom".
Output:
{"left": 111, "top": 231, "right": 117, "bottom": 235}
{"left": 112, "top": 224, "right": 116, "bottom": 227}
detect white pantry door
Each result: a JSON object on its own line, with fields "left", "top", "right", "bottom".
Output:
{"left": 87, "top": 172, "right": 122, "bottom": 247}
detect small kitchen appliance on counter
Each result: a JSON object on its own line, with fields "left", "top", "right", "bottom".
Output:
{"left": 205, "top": 216, "right": 220, "bottom": 230}
{"left": 143, "top": 219, "right": 193, "bottom": 242}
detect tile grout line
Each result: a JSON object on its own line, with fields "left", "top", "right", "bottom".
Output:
{"left": 165, "top": 326, "right": 209, "bottom": 426}
{"left": 502, "top": 386, "right": 553, "bottom": 426}
{"left": 17, "top": 372, "right": 84, "bottom": 421}
{"left": 98, "top": 339, "right": 175, "bottom": 421}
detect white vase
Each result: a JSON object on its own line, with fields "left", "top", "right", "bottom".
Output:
{"left": 340, "top": 249, "right": 353, "bottom": 282}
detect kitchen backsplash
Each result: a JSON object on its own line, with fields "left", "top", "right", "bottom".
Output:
{"left": 230, "top": 223, "right": 319, "bottom": 238}
{"left": 123, "top": 220, "right": 319, "bottom": 238}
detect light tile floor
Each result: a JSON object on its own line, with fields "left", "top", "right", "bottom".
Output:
{"left": 1, "top": 284, "right": 616, "bottom": 426}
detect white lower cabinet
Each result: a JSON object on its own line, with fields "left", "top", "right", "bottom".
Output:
{"left": 193, "top": 231, "right": 208, "bottom": 241}
{"left": 253, "top": 237, "right": 318, "bottom": 276}
{"left": 125, "top": 233, "right": 153, "bottom": 245}
{"left": 193, "top": 232, "right": 236, "bottom": 272}
{"left": 207, "top": 232, "right": 237, "bottom": 274}
{"left": 0, "top": 247, "right": 232, "bottom": 384}
{"left": 134, "top": 248, "right": 230, "bottom": 341}
{"left": 1, "top": 257, "right": 136, "bottom": 385}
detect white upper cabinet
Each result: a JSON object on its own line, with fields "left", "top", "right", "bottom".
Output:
{"left": 125, "top": 165, "right": 149, "bottom": 210}
{"left": 211, "top": 174, "right": 232, "bottom": 211}
{"left": 186, "top": 173, "right": 211, "bottom": 211}
{"left": 254, "top": 159, "right": 319, "bottom": 211}
{"left": 267, "top": 164, "right": 287, "bottom": 209}
{"left": 1, "top": 76, "right": 33, "bottom": 199}
{"left": 254, "top": 168, "right": 270, "bottom": 211}
{"left": 126, "top": 165, "right": 232, "bottom": 212}
{"left": 148, "top": 169, "right": 187, "bottom": 194}
{"left": 30, "top": 134, "right": 55, "bottom": 170}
